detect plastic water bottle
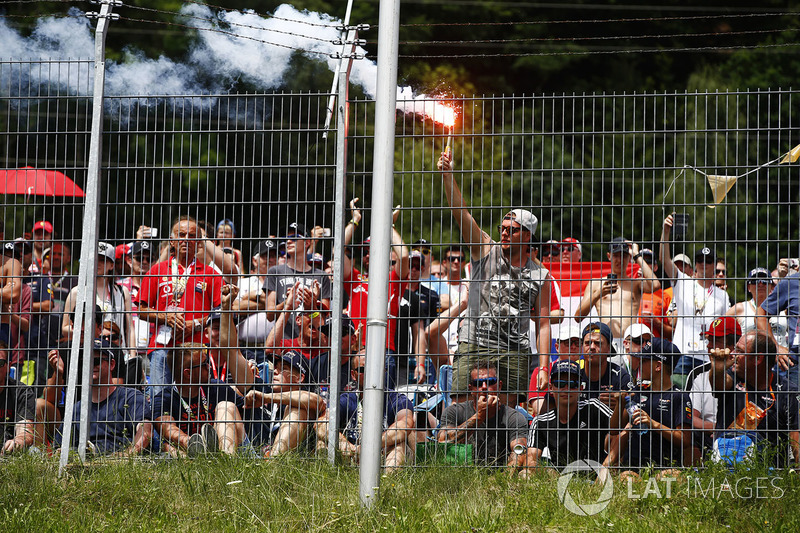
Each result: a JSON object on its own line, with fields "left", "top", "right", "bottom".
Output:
{"left": 626, "top": 398, "right": 649, "bottom": 435}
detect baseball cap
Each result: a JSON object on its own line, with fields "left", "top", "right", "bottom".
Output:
{"left": 412, "top": 239, "right": 431, "bottom": 250}
{"left": 631, "top": 338, "right": 682, "bottom": 369}
{"left": 97, "top": 241, "right": 115, "bottom": 263}
{"left": 747, "top": 267, "right": 774, "bottom": 285}
{"left": 640, "top": 248, "right": 655, "bottom": 264}
{"left": 609, "top": 237, "right": 631, "bottom": 254}
{"left": 129, "top": 240, "right": 156, "bottom": 257}
{"left": 205, "top": 307, "right": 222, "bottom": 326}
{"left": 321, "top": 313, "right": 356, "bottom": 337}
{"left": 309, "top": 253, "right": 325, "bottom": 265}
{"left": 115, "top": 243, "right": 131, "bottom": 260}
{"left": 32, "top": 220, "right": 53, "bottom": 234}
{"left": 550, "top": 360, "right": 582, "bottom": 380}
{"left": 285, "top": 222, "right": 308, "bottom": 238}
{"left": 555, "top": 322, "right": 582, "bottom": 342}
{"left": 255, "top": 238, "right": 281, "bottom": 258}
{"left": 3, "top": 240, "right": 32, "bottom": 258}
{"left": 271, "top": 350, "right": 308, "bottom": 380}
{"left": 409, "top": 250, "right": 425, "bottom": 263}
{"left": 703, "top": 316, "right": 742, "bottom": 338}
{"left": 92, "top": 338, "right": 119, "bottom": 365}
{"left": 561, "top": 237, "right": 582, "bottom": 252}
{"left": 623, "top": 323, "right": 653, "bottom": 341}
{"left": 673, "top": 253, "right": 692, "bottom": 268}
{"left": 582, "top": 321, "right": 614, "bottom": 349}
{"left": 695, "top": 247, "right": 717, "bottom": 264}
{"left": 504, "top": 209, "right": 538, "bottom": 235}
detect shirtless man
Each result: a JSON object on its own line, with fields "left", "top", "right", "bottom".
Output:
{"left": 0, "top": 245, "right": 23, "bottom": 341}
{"left": 575, "top": 238, "right": 660, "bottom": 344}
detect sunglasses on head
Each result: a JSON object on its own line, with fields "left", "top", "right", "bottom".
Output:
{"left": 550, "top": 378, "right": 581, "bottom": 389}
{"left": 470, "top": 376, "right": 498, "bottom": 387}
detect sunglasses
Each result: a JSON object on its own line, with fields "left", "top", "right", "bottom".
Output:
{"left": 497, "top": 225, "right": 522, "bottom": 235}
{"left": 470, "top": 376, "right": 498, "bottom": 387}
{"left": 715, "top": 269, "right": 727, "bottom": 275}
{"left": 551, "top": 379, "right": 581, "bottom": 389}
{"left": 561, "top": 245, "right": 578, "bottom": 252}
{"left": 100, "top": 333, "right": 120, "bottom": 343}
{"left": 390, "top": 260, "right": 397, "bottom": 266}
{"left": 542, "top": 246, "right": 561, "bottom": 257}
{"left": 353, "top": 366, "right": 366, "bottom": 374}
{"left": 445, "top": 255, "right": 464, "bottom": 262}
{"left": 630, "top": 336, "right": 651, "bottom": 344}
{"left": 750, "top": 279, "right": 773, "bottom": 285}
{"left": 0, "top": 359, "right": 7, "bottom": 369}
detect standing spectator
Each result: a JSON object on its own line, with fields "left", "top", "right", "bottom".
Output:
{"left": 136, "top": 216, "right": 224, "bottom": 399}
{"left": 0, "top": 242, "right": 23, "bottom": 344}
{"left": 672, "top": 254, "right": 694, "bottom": 277}
{"left": 265, "top": 222, "right": 332, "bottom": 339}
{"left": 438, "top": 245, "right": 469, "bottom": 309}
{"left": 2, "top": 242, "right": 31, "bottom": 376}
{"left": 438, "top": 151, "right": 551, "bottom": 402}
{"left": 714, "top": 258, "right": 733, "bottom": 307}
{"left": 575, "top": 238, "right": 660, "bottom": 345}
{"left": 42, "top": 243, "right": 76, "bottom": 313}
{"left": 29, "top": 220, "right": 53, "bottom": 275}
{"left": 541, "top": 240, "right": 561, "bottom": 262}
{"left": 757, "top": 271, "right": 800, "bottom": 391}
{"left": 560, "top": 238, "right": 582, "bottom": 263}
{"left": 0, "top": 331, "right": 35, "bottom": 454}
{"left": 659, "top": 214, "right": 730, "bottom": 376}
{"left": 215, "top": 219, "right": 245, "bottom": 278}
{"left": 636, "top": 248, "right": 674, "bottom": 341}
{"left": 118, "top": 241, "right": 157, "bottom": 354}
{"left": 709, "top": 331, "right": 799, "bottom": 466}
{"left": 728, "top": 267, "right": 787, "bottom": 349}
{"left": 437, "top": 361, "right": 530, "bottom": 469}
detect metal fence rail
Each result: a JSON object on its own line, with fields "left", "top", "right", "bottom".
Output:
{"left": 1, "top": 58, "right": 799, "bottom": 476}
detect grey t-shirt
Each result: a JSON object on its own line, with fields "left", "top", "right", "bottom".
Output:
{"left": 459, "top": 245, "right": 548, "bottom": 353}
{"left": 439, "top": 400, "right": 529, "bottom": 465}
{"left": 264, "top": 263, "right": 332, "bottom": 338}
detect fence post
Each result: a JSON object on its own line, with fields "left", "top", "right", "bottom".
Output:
{"left": 58, "top": 0, "right": 115, "bottom": 474}
{"left": 360, "top": 0, "right": 401, "bottom": 508}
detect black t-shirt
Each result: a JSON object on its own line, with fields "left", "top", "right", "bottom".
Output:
{"left": 627, "top": 386, "right": 693, "bottom": 468}
{"left": 528, "top": 396, "right": 613, "bottom": 466}
{"left": 713, "top": 370, "right": 799, "bottom": 467}
{"left": 306, "top": 351, "right": 351, "bottom": 395}
{"left": 439, "top": 401, "right": 529, "bottom": 465}
{"left": 152, "top": 380, "right": 242, "bottom": 436}
{"left": 581, "top": 362, "right": 633, "bottom": 400}
{"left": 0, "top": 377, "right": 36, "bottom": 441}
{"left": 396, "top": 286, "right": 440, "bottom": 357}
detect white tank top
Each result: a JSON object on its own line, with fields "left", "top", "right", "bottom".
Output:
{"left": 736, "top": 299, "right": 789, "bottom": 348}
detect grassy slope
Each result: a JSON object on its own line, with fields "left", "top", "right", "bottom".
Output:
{"left": 1, "top": 455, "right": 799, "bottom": 532}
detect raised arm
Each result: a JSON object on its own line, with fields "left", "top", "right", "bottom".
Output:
{"left": 708, "top": 347, "right": 734, "bottom": 392}
{"left": 344, "top": 197, "right": 362, "bottom": 246}
{"left": 630, "top": 241, "right": 660, "bottom": 294}
{"left": 437, "top": 151, "right": 492, "bottom": 260}
{"left": 535, "top": 278, "right": 552, "bottom": 390}
{"left": 659, "top": 213, "right": 678, "bottom": 281}
{"left": 265, "top": 282, "right": 300, "bottom": 351}
{"left": 391, "top": 207, "right": 410, "bottom": 280}
{"left": 0, "top": 258, "right": 22, "bottom": 305}
{"left": 219, "top": 284, "right": 256, "bottom": 393}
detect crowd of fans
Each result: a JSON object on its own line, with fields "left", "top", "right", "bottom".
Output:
{"left": 0, "top": 170, "right": 798, "bottom": 476}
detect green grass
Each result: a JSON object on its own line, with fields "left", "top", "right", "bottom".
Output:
{"left": 1, "top": 455, "right": 799, "bottom": 532}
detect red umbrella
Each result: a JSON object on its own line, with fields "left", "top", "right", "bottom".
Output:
{"left": 0, "top": 166, "right": 85, "bottom": 197}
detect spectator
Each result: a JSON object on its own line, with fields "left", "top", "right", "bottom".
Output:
{"left": 438, "top": 245, "right": 469, "bottom": 309}
{"left": 709, "top": 331, "right": 799, "bottom": 467}
{"left": 439, "top": 151, "right": 551, "bottom": 402}
{"left": 560, "top": 238, "right": 582, "bottom": 263}
{"left": 411, "top": 239, "right": 433, "bottom": 280}
{"left": 728, "top": 267, "right": 787, "bottom": 349}
{"left": 575, "top": 237, "right": 660, "bottom": 345}
{"left": 57, "top": 339, "right": 152, "bottom": 456}
{"left": 621, "top": 323, "right": 652, "bottom": 378}
{"left": 136, "top": 216, "right": 224, "bottom": 399}
{"left": 397, "top": 250, "right": 441, "bottom": 385}
{"left": 686, "top": 316, "right": 741, "bottom": 451}
{"left": 772, "top": 257, "right": 800, "bottom": 280}
{"left": 152, "top": 342, "right": 246, "bottom": 455}
{"left": 541, "top": 240, "right": 561, "bottom": 262}
{"left": 672, "top": 254, "right": 694, "bottom": 277}
{"left": 118, "top": 241, "right": 157, "bottom": 355}
{"left": 18, "top": 239, "right": 55, "bottom": 394}
{"left": 0, "top": 242, "right": 23, "bottom": 344}
{"left": 525, "top": 360, "right": 623, "bottom": 471}
{"left": 580, "top": 322, "right": 633, "bottom": 409}
{"left": 234, "top": 238, "right": 282, "bottom": 355}
{"left": 527, "top": 321, "right": 582, "bottom": 416}
{"left": 617, "top": 338, "right": 698, "bottom": 475}
{"left": 314, "top": 354, "right": 423, "bottom": 472}
{"left": 636, "top": 248, "right": 674, "bottom": 341}
{"left": 2, "top": 241, "right": 31, "bottom": 376}
{"left": 437, "top": 360, "right": 530, "bottom": 469}
{"left": 0, "top": 331, "right": 35, "bottom": 454}
{"left": 215, "top": 219, "right": 245, "bottom": 277}
{"left": 714, "top": 258, "right": 733, "bottom": 307}
{"left": 757, "top": 271, "right": 800, "bottom": 391}
{"left": 659, "top": 214, "right": 730, "bottom": 375}
{"left": 265, "top": 222, "right": 332, "bottom": 339}
{"left": 42, "top": 243, "right": 76, "bottom": 312}
{"left": 29, "top": 220, "right": 53, "bottom": 275}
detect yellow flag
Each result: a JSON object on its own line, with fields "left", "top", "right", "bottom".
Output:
{"left": 781, "top": 143, "right": 800, "bottom": 163}
{"left": 706, "top": 174, "right": 738, "bottom": 204}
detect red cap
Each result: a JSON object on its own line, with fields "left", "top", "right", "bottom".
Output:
{"left": 115, "top": 243, "right": 131, "bottom": 260}
{"left": 32, "top": 220, "right": 53, "bottom": 234}
{"left": 704, "top": 316, "right": 742, "bottom": 338}
{"left": 561, "top": 237, "right": 582, "bottom": 252}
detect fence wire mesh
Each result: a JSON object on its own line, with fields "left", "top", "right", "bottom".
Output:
{"left": 1, "top": 59, "right": 799, "bottom": 473}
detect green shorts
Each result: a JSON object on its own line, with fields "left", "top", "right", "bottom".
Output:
{"left": 451, "top": 343, "right": 531, "bottom": 398}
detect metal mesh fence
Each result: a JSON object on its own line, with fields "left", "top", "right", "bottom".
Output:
{"left": 1, "top": 60, "right": 799, "bottom": 473}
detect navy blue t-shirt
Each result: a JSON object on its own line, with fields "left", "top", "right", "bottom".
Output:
{"left": 152, "top": 379, "right": 242, "bottom": 436}
{"left": 338, "top": 391, "right": 413, "bottom": 444}
{"left": 627, "top": 386, "right": 693, "bottom": 468}
{"left": 581, "top": 361, "right": 633, "bottom": 400}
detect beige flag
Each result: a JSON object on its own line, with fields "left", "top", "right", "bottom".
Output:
{"left": 781, "top": 143, "right": 800, "bottom": 164}
{"left": 706, "top": 174, "right": 739, "bottom": 205}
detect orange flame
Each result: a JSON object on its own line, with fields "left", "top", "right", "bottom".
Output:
{"left": 431, "top": 102, "right": 456, "bottom": 127}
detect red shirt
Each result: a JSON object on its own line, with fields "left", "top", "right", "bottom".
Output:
{"left": 135, "top": 259, "right": 222, "bottom": 349}
{"left": 279, "top": 337, "right": 323, "bottom": 359}
{"left": 346, "top": 270, "right": 407, "bottom": 352}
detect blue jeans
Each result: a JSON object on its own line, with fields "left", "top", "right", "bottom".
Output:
{"left": 775, "top": 354, "right": 799, "bottom": 391}
{"left": 147, "top": 348, "right": 172, "bottom": 400}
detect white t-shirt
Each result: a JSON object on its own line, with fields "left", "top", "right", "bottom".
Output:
{"left": 671, "top": 271, "right": 730, "bottom": 358}
{"left": 689, "top": 369, "right": 717, "bottom": 425}
{"left": 236, "top": 275, "right": 274, "bottom": 344}
{"left": 736, "top": 299, "right": 789, "bottom": 349}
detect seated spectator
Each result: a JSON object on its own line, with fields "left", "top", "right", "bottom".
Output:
{"left": 56, "top": 339, "right": 152, "bottom": 456}
{"left": 525, "top": 360, "right": 623, "bottom": 472}
{"left": 0, "top": 331, "right": 35, "bottom": 454}
{"left": 727, "top": 267, "right": 787, "bottom": 349}
{"left": 437, "top": 361, "right": 530, "bottom": 469}
{"left": 621, "top": 323, "right": 652, "bottom": 378}
{"left": 560, "top": 238, "right": 582, "bottom": 263}
{"left": 314, "top": 353, "right": 423, "bottom": 471}
{"left": 244, "top": 350, "right": 325, "bottom": 457}
{"left": 580, "top": 322, "right": 633, "bottom": 408}
{"left": 215, "top": 219, "right": 245, "bottom": 277}
{"left": 118, "top": 240, "right": 158, "bottom": 355}
{"left": 527, "top": 321, "right": 582, "bottom": 416}
{"left": 233, "top": 238, "right": 281, "bottom": 356}
{"left": 29, "top": 220, "right": 53, "bottom": 275}
{"left": 42, "top": 243, "right": 77, "bottom": 312}
{"left": 575, "top": 238, "right": 660, "bottom": 344}
{"left": 709, "top": 331, "right": 799, "bottom": 467}
{"left": 616, "top": 338, "right": 698, "bottom": 475}
{"left": 152, "top": 342, "right": 246, "bottom": 455}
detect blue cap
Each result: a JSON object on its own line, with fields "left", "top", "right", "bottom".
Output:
{"left": 92, "top": 338, "right": 119, "bottom": 365}
{"left": 631, "top": 338, "right": 682, "bottom": 369}
{"left": 582, "top": 322, "right": 613, "bottom": 346}
{"left": 550, "top": 360, "right": 582, "bottom": 379}
{"left": 271, "top": 350, "right": 308, "bottom": 381}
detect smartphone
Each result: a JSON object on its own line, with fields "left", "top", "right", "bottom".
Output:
{"left": 150, "top": 228, "right": 158, "bottom": 238}
{"left": 673, "top": 213, "right": 689, "bottom": 240}
{"left": 322, "top": 228, "right": 332, "bottom": 237}
{"left": 607, "top": 273, "right": 618, "bottom": 281}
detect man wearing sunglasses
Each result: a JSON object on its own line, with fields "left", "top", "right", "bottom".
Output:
{"left": 525, "top": 360, "right": 623, "bottom": 471}
{"left": 438, "top": 361, "right": 530, "bottom": 468}
{"left": 438, "top": 245, "right": 468, "bottom": 310}
{"left": 709, "top": 331, "right": 799, "bottom": 467}
{"left": 0, "top": 331, "right": 35, "bottom": 455}
{"left": 438, "top": 151, "right": 552, "bottom": 402}
{"left": 57, "top": 339, "right": 152, "bottom": 456}
{"left": 660, "top": 214, "right": 730, "bottom": 377}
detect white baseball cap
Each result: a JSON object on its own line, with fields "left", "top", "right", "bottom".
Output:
{"left": 623, "top": 323, "right": 652, "bottom": 340}
{"left": 555, "top": 322, "right": 582, "bottom": 342}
